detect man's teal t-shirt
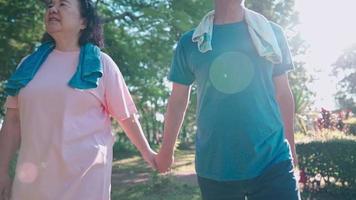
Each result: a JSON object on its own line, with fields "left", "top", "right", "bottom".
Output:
{"left": 169, "top": 21, "right": 294, "bottom": 181}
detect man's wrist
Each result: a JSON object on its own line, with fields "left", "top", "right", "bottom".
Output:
{"left": 160, "top": 144, "right": 174, "bottom": 156}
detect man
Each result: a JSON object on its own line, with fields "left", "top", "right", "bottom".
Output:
{"left": 155, "top": 0, "right": 301, "bottom": 199}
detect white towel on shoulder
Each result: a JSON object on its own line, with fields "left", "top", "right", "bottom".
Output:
{"left": 192, "top": 8, "right": 283, "bottom": 64}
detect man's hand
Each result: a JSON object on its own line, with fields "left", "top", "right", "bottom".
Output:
{"left": 154, "top": 149, "right": 174, "bottom": 173}
{"left": 154, "top": 83, "right": 191, "bottom": 173}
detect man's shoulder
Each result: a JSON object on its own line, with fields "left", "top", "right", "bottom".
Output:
{"left": 178, "top": 29, "right": 195, "bottom": 46}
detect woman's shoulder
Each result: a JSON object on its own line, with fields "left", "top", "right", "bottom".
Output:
{"left": 100, "top": 51, "right": 118, "bottom": 69}
{"left": 99, "top": 51, "right": 122, "bottom": 77}
{"left": 100, "top": 51, "right": 115, "bottom": 64}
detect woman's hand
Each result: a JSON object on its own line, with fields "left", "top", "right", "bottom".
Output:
{"left": 118, "top": 114, "right": 157, "bottom": 170}
{"left": 141, "top": 148, "right": 157, "bottom": 169}
{"left": 0, "top": 172, "right": 12, "bottom": 200}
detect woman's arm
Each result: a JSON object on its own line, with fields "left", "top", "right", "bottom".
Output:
{"left": 0, "top": 108, "right": 21, "bottom": 200}
{"left": 118, "top": 114, "right": 156, "bottom": 168}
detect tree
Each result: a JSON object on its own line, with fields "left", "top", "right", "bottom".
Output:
{"left": 333, "top": 44, "right": 356, "bottom": 112}
{"left": 97, "top": 0, "right": 213, "bottom": 146}
{"left": 0, "top": 0, "right": 45, "bottom": 114}
{"left": 248, "top": 0, "right": 314, "bottom": 133}
{"left": 0, "top": 0, "right": 313, "bottom": 144}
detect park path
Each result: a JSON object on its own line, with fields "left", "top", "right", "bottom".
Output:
{"left": 111, "top": 170, "right": 198, "bottom": 187}
{"left": 111, "top": 150, "right": 198, "bottom": 187}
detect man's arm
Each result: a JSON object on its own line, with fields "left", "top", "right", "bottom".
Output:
{"left": 273, "top": 74, "right": 298, "bottom": 167}
{"left": 155, "top": 83, "right": 192, "bottom": 173}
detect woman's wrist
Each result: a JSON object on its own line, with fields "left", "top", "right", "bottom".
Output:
{"left": 140, "top": 146, "right": 154, "bottom": 157}
{"left": 0, "top": 166, "right": 9, "bottom": 175}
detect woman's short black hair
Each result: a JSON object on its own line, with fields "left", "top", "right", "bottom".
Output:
{"left": 42, "top": 0, "right": 104, "bottom": 48}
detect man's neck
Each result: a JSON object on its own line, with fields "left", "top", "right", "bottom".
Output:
{"left": 214, "top": 0, "right": 245, "bottom": 25}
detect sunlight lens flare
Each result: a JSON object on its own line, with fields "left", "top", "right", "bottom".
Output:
{"left": 209, "top": 52, "right": 254, "bottom": 94}
{"left": 17, "top": 162, "right": 38, "bottom": 183}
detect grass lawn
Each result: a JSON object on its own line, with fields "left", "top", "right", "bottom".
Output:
{"left": 111, "top": 150, "right": 201, "bottom": 200}
{"left": 111, "top": 132, "right": 356, "bottom": 200}
{"left": 111, "top": 176, "right": 201, "bottom": 200}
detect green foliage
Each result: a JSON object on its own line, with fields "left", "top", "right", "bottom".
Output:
{"left": 333, "top": 44, "right": 356, "bottom": 112}
{"left": 344, "top": 117, "right": 356, "bottom": 135}
{"left": 0, "top": 82, "right": 6, "bottom": 116}
{"left": 246, "top": 0, "right": 298, "bottom": 26}
{"left": 0, "top": 0, "right": 314, "bottom": 148}
{"left": 294, "top": 88, "right": 312, "bottom": 134}
{"left": 111, "top": 174, "right": 201, "bottom": 200}
{"left": 297, "top": 140, "right": 356, "bottom": 199}
{"left": 248, "top": 0, "right": 314, "bottom": 134}
{"left": 247, "top": 0, "right": 315, "bottom": 122}
{"left": 0, "top": 0, "right": 46, "bottom": 114}
{"left": 111, "top": 144, "right": 356, "bottom": 200}
{"left": 97, "top": 0, "right": 212, "bottom": 145}
{"left": 0, "top": 0, "right": 45, "bottom": 80}
{"left": 112, "top": 135, "right": 139, "bottom": 160}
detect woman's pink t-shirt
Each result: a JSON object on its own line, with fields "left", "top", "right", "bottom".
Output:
{"left": 5, "top": 49, "right": 137, "bottom": 200}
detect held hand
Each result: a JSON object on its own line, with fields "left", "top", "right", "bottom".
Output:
{"left": 0, "top": 173, "right": 12, "bottom": 200}
{"left": 154, "top": 150, "right": 174, "bottom": 173}
{"left": 142, "top": 148, "right": 158, "bottom": 170}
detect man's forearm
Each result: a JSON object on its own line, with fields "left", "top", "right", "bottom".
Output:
{"left": 155, "top": 83, "right": 191, "bottom": 173}
{"left": 160, "top": 98, "right": 188, "bottom": 155}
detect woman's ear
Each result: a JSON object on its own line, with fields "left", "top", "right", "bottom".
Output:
{"left": 80, "top": 19, "right": 87, "bottom": 30}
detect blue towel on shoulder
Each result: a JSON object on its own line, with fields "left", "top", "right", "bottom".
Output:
{"left": 5, "top": 42, "right": 103, "bottom": 96}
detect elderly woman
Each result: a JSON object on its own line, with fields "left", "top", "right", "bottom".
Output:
{"left": 0, "top": 0, "right": 156, "bottom": 199}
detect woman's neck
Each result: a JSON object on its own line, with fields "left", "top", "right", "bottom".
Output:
{"left": 214, "top": 0, "right": 245, "bottom": 25}
{"left": 53, "top": 35, "right": 81, "bottom": 52}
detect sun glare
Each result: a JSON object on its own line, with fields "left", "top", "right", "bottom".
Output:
{"left": 296, "top": 0, "right": 356, "bottom": 67}
{"left": 295, "top": 0, "right": 356, "bottom": 109}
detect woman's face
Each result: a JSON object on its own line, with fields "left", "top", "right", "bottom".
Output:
{"left": 45, "top": 0, "right": 86, "bottom": 39}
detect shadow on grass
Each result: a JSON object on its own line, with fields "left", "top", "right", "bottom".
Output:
{"left": 111, "top": 173, "right": 201, "bottom": 200}
{"left": 112, "top": 140, "right": 356, "bottom": 200}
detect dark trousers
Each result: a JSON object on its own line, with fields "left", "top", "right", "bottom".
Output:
{"left": 198, "top": 160, "right": 301, "bottom": 200}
